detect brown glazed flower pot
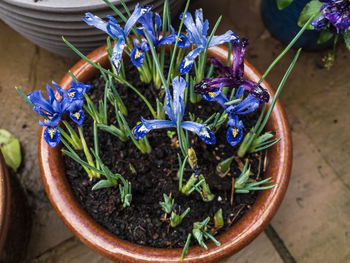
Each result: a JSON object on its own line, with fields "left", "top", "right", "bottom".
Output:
{"left": 39, "top": 44, "right": 292, "bottom": 263}
{"left": 0, "top": 152, "right": 30, "bottom": 263}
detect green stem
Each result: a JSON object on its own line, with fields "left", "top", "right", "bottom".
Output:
{"left": 257, "top": 15, "right": 315, "bottom": 85}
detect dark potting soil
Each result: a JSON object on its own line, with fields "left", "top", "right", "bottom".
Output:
{"left": 64, "top": 63, "right": 266, "bottom": 249}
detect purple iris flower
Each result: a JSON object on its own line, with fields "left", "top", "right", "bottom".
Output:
{"left": 312, "top": 0, "right": 350, "bottom": 33}
{"left": 194, "top": 38, "right": 270, "bottom": 103}
{"left": 83, "top": 4, "right": 152, "bottom": 73}
{"left": 203, "top": 84, "right": 261, "bottom": 146}
{"left": 27, "top": 81, "right": 90, "bottom": 147}
{"left": 179, "top": 9, "right": 238, "bottom": 75}
{"left": 133, "top": 77, "right": 216, "bottom": 144}
{"left": 131, "top": 11, "right": 190, "bottom": 67}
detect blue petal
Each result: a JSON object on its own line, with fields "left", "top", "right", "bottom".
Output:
{"left": 233, "top": 94, "right": 260, "bottom": 115}
{"left": 181, "top": 11, "right": 204, "bottom": 46}
{"left": 130, "top": 47, "right": 145, "bottom": 67}
{"left": 125, "top": 4, "right": 152, "bottom": 35}
{"left": 137, "top": 11, "right": 157, "bottom": 44}
{"left": 133, "top": 118, "right": 176, "bottom": 139}
{"left": 155, "top": 12, "right": 162, "bottom": 37}
{"left": 226, "top": 126, "right": 243, "bottom": 147}
{"left": 46, "top": 84, "right": 57, "bottom": 104}
{"left": 70, "top": 110, "right": 85, "bottom": 126}
{"left": 195, "top": 9, "right": 207, "bottom": 36}
{"left": 210, "top": 30, "right": 237, "bottom": 47}
{"left": 83, "top": 12, "right": 108, "bottom": 33}
{"left": 179, "top": 47, "right": 203, "bottom": 75}
{"left": 202, "top": 86, "right": 228, "bottom": 109}
{"left": 106, "top": 19, "right": 125, "bottom": 39}
{"left": 111, "top": 39, "right": 126, "bottom": 74}
{"left": 44, "top": 126, "right": 61, "bottom": 147}
{"left": 157, "top": 34, "right": 176, "bottom": 46}
{"left": 70, "top": 81, "right": 91, "bottom": 93}
{"left": 164, "top": 89, "right": 175, "bottom": 121}
{"left": 63, "top": 98, "right": 84, "bottom": 113}
{"left": 235, "top": 86, "right": 245, "bottom": 99}
{"left": 172, "top": 76, "right": 187, "bottom": 120}
{"left": 51, "top": 81, "right": 68, "bottom": 98}
{"left": 181, "top": 121, "right": 216, "bottom": 144}
{"left": 27, "top": 90, "right": 55, "bottom": 116}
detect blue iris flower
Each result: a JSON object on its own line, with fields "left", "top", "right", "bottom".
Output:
{"left": 133, "top": 77, "right": 216, "bottom": 144}
{"left": 83, "top": 4, "right": 152, "bottom": 73}
{"left": 179, "top": 9, "right": 238, "bottom": 75}
{"left": 130, "top": 39, "right": 150, "bottom": 67}
{"left": 203, "top": 84, "right": 262, "bottom": 146}
{"left": 27, "top": 81, "right": 90, "bottom": 147}
{"left": 130, "top": 11, "right": 190, "bottom": 67}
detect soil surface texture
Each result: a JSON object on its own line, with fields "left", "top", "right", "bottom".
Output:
{"left": 64, "top": 63, "right": 266, "bottom": 248}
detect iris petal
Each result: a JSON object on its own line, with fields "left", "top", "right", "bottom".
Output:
{"left": 210, "top": 30, "right": 237, "bottom": 47}
{"left": 43, "top": 126, "right": 61, "bottom": 148}
{"left": 130, "top": 47, "right": 145, "bottom": 67}
{"left": 226, "top": 126, "right": 243, "bottom": 146}
{"left": 179, "top": 47, "right": 203, "bottom": 75}
{"left": 70, "top": 109, "right": 85, "bottom": 126}
{"left": 133, "top": 118, "right": 176, "bottom": 139}
{"left": 181, "top": 121, "right": 216, "bottom": 145}
{"left": 172, "top": 76, "right": 187, "bottom": 120}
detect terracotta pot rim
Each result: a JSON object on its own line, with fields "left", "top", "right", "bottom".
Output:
{"left": 0, "top": 152, "right": 10, "bottom": 253}
{"left": 39, "top": 44, "right": 292, "bottom": 263}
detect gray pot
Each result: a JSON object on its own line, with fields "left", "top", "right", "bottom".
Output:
{"left": 0, "top": 0, "right": 185, "bottom": 57}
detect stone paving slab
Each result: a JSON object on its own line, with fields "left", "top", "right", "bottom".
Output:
{"left": 0, "top": 20, "right": 76, "bottom": 261}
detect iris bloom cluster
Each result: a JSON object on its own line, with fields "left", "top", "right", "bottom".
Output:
{"left": 133, "top": 76, "right": 216, "bottom": 145}
{"left": 179, "top": 9, "right": 238, "bottom": 75}
{"left": 133, "top": 11, "right": 190, "bottom": 67}
{"left": 83, "top": 4, "right": 152, "bottom": 73}
{"left": 312, "top": 0, "right": 350, "bottom": 33}
{"left": 27, "top": 81, "right": 90, "bottom": 147}
{"left": 194, "top": 38, "right": 269, "bottom": 146}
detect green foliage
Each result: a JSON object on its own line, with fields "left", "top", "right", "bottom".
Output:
{"left": 159, "top": 193, "right": 174, "bottom": 214}
{"left": 276, "top": 0, "right": 294, "bottom": 10}
{"left": 192, "top": 217, "right": 220, "bottom": 250}
{"left": 344, "top": 29, "right": 350, "bottom": 51}
{"left": 170, "top": 207, "right": 190, "bottom": 227}
{"left": 234, "top": 159, "right": 275, "bottom": 193}
{"left": 0, "top": 129, "right": 21, "bottom": 172}
{"left": 317, "top": 30, "right": 334, "bottom": 44}
{"left": 298, "top": 0, "right": 323, "bottom": 29}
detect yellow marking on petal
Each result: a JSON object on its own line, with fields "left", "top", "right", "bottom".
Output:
{"left": 208, "top": 92, "right": 215, "bottom": 97}
{"left": 50, "top": 128, "right": 54, "bottom": 139}
{"left": 68, "top": 91, "right": 76, "bottom": 98}
{"left": 134, "top": 50, "right": 142, "bottom": 59}
{"left": 75, "top": 112, "right": 80, "bottom": 120}
{"left": 233, "top": 127, "right": 237, "bottom": 138}
{"left": 176, "top": 36, "right": 183, "bottom": 42}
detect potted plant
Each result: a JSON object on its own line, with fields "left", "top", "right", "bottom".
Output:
{"left": 262, "top": 0, "right": 350, "bottom": 68}
{"left": 17, "top": 0, "right": 310, "bottom": 262}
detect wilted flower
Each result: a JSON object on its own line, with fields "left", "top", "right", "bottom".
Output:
{"left": 133, "top": 76, "right": 216, "bottom": 144}
{"left": 83, "top": 4, "right": 152, "bottom": 73}
{"left": 179, "top": 9, "right": 238, "bottom": 75}
{"left": 312, "top": 0, "right": 350, "bottom": 33}
{"left": 194, "top": 38, "right": 270, "bottom": 103}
